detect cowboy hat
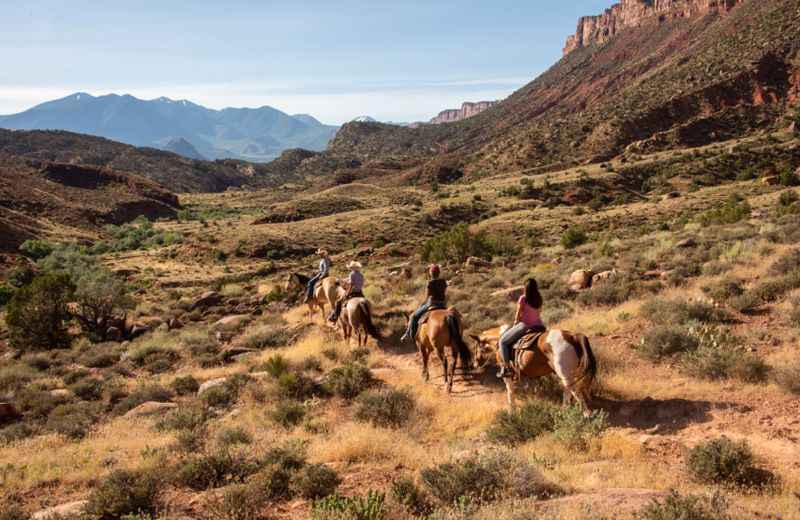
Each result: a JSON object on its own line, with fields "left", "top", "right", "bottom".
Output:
{"left": 316, "top": 249, "right": 329, "bottom": 256}
{"left": 347, "top": 261, "right": 362, "bottom": 270}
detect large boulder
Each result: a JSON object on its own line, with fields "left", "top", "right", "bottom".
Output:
{"left": 192, "top": 291, "right": 222, "bottom": 310}
{"left": 568, "top": 270, "right": 593, "bottom": 291}
{"left": 465, "top": 256, "right": 491, "bottom": 270}
{"left": 592, "top": 269, "right": 618, "bottom": 286}
{"left": 198, "top": 377, "right": 228, "bottom": 397}
{"left": 213, "top": 315, "right": 251, "bottom": 332}
{"left": 32, "top": 500, "right": 89, "bottom": 520}
{"left": 123, "top": 401, "right": 177, "bottom": 418}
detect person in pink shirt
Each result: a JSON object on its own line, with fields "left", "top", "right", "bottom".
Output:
{"left": 497, "top": 278, "right": 545, "bottom": 378}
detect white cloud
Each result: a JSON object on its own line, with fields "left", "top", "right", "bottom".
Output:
{"left": 0, "top": 76, "right": 529, "bottom": 124}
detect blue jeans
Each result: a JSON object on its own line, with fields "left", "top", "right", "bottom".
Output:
{"left": 499, "top": 323, "right": 542, "bottom": 363}
{"left": 306, "top": 274, "right": 322, "bottom": 298}
{"left": 406, "top": 299, "right": 443, "bottom": 339}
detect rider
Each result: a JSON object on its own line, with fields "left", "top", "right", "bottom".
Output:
{"left": 497, "top": 278, "right": 545, "bottom": 378}
{"left": 401, "top": 264, "right": 447, "bottom": 343}
{"left": 304, "top": 249, "right": 332, "bottom": 303}
{"left": 329, "top": 260, "right": 365, "bottom": 323}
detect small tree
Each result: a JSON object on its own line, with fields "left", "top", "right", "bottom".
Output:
{"left": 18, "top": 239, "right": 54, "bottom": 260}
{"left": 73, "top": 269, "right": 135, "bottom": 341}
{"left": 6, "top": 273, "right": 74, "bottom": 350}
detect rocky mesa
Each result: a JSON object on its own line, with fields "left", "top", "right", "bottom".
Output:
{"left": 563, "top": 0, "right": 740, "bottom": 55}
{"left": 429, "top": 101, "right": 498, "bottom": 124}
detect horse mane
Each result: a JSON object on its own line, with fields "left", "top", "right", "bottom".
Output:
{"left": 291, "top": 272, "right": 311, "bottom": 284}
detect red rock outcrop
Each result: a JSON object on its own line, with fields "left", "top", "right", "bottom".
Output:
{"left": 563, "top": 0, "right": 739, "bottom": 55}
{"left": 430, "top": 101, "right": 498, "bottom": 124}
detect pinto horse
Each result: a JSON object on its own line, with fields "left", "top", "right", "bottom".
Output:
{"left": 339, "top": 296, "right": 381, "bottom": 347}
{"left": 471, "top": 326, "right": 597, "bottom": 414}
{"left": 285, "top": 272, "right": 340, "bottom": 321}
{"left": 412, "top": 308, "right": 472, "bottom": 393}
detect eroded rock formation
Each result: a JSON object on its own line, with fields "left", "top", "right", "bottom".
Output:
{"left": 430, "top": 101, "right": 498, "bottom": 124}
{"left": 563, "top": 0, "right": 739, "bottom": 55}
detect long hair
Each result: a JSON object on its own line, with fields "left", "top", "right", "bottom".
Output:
{"left": 524, "top": 278, "right": 543, "bottom": 309}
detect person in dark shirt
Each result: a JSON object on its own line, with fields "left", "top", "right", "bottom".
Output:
{"left": 401, "top": 264, "right": 447, "bottom": 343}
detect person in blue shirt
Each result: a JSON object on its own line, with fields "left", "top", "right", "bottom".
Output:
{"left": 304, "top": 249, "right": 331, "bottom": 303}
{"left": 329, "top": 260, "right": 365, "bottom": 323}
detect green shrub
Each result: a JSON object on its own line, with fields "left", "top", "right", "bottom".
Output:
{"left": 779, "top": 168, "right": 799, "bottom": 187}
{"left": 420, "top": 451, "right": 558, "bottom": 506}
{"left": 155, "top": 404, "right": 208, "bottom": 432}
{"left": 577, "top": 279, "right": 636, "bottom": 306}
{"left": 561, "top": 226, "right": 588, "bottom": 249}
{"left": 680, "top": 326, "right": 767, "bottom": 382}
{"left": 698, "top": 194, "right": 751, "bottom": 226}
{"left": 701, "top": 278, "right": 745, "bottom": 302}
{"left": 96, "top": 218, "right": 183, "bottom": 253}
{"left": 73, "top": 268, "right": 135, "bottom": 341}
{"left": 390, "top": 477, "right": 433, "bottom": 517}
{"left": 46, "top": 402, "right": 100, "bottom": 439}
{"left": 270, "top": 401, "right": 306, "bottom": 428}
{"left": 777, "top": 190, "right": 800, "bottom": 216}
{"left": 774, "top": 359, "right": 800, "bottom": 395}
{"left": 206, "top": 483, "right": 265, "bottom": 520}
{"left": 19, "top": 239, "right": 54, "bottom": 260}
{"left": 84, "top": 469, "right": 160, "bottom": 519}
{"left": 325, "top": 363, "right": 375, "bottom": 399}
{"left": 175, "top": 451, "right": 261, "bottom": 490}
{"left": 170, "top": 375, "right": 200, "bottom": 396}
{"left": 639, "top": 327, "right": 699, "bottom": 360}
{"left": 638, "top": 490, "right": 730, "bottom": 520}
{"left": 216, "top": 427, "right": 253, "bottom": 448}
{"left": 789, "top": 298, "right": 800, "bottom": 327}
{"left": 260, "top": 354, "right": 291, "bottom": 378}
{"left": 639, "top": 299, "right": 730, "bottom": 326}
{"left": 0, "top": 507, "right": 30, "bottom": 520}
{"left": 687, "top": 437, "right": 755, "bottom": 486}
{"left": 420, "top": 223, "right": 518, "bottom": 263}
{"left": 291, "top": 463, "right": 341, "bottom": 499}
{"left": 14, "top": 387, "right": 62, "bottom": 421}
{"left": 113, "top": 384, "right": 173, "bottom": 415}
{"left": 0, "top": 423, "right": 35, "bottom": 445}
{"left": 0, "top": 283, "right": 13, "bottom": 307}
{"left": 275, "top": 371, "right": 321, "bottom": 401}
{"left": 6, "top": 273, "right": 74, "bottom": 351}
{"left": 486, "top": 400, "right": 555, "bottom": 445}
{"left": 240, "top": 325, "right": 291, "bottom": 350}
{"left": 69, "top": 377, "right": 105, "bottom": 401}
{"left": 354, "top": 388, "right": 415, "bottom": 428}
{"left": 552, "top": 406, "right": 608, "bottom": 448}
{"left": 311, "top": 491, "right": 386, "bottom": 520}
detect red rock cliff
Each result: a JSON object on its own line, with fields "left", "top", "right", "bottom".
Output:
{"left": 430, "top": 101, "right": 498, "bottom": 124}
{"left": 563, "top": 0, "right": 739, "bottom": 55}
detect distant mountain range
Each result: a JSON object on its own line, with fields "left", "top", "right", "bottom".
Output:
{"left": 0, "top": 93, "right": 339, "bottom": 162}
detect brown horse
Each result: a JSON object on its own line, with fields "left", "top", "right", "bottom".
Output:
{"left": 413, "top": 309, "right": 472, "bottom": 393}
{"left": 285, "top": 273, "right": 340, "bottom": 321}
{"left": 471, "top": 326, "right": 597, "bottom": 414}
{"left": 339, "top": 297, "right": 381, "bottom": 347}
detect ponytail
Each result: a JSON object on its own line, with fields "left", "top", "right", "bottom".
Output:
{"left": 524, "top": 278, "right": 543, "bottom": 309}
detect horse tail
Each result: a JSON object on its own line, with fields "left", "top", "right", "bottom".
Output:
{"left": 576, "top": 334, "right": 597, "bottom": 387}
{"left": 358, "top": 301, "right": 382, "bottom": 340}
{"left": 446, "top": 312, "right": 472, "bottom": 372}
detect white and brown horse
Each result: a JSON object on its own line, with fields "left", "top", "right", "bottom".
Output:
{"left": 339, "top": 296, "right": 381, "bottom": 347}
{"left": 285, "top": 272, "right": 340, "bottom": 321}
{"left": 413, "top": 308, "right": 472, "bottom": 393}
{"left": 471, "top": 326, "right": 597, "bottom": 414}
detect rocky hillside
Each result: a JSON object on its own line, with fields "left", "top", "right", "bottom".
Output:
{"left": 0, "top": 157, "right": 180, "bottom": 253}
{"left": 320, "top": 0, "right": 800, "bottom": 183}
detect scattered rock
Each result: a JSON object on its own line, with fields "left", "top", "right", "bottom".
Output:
{"left": 113, "top": 268, "right": 139, "bottom": 278}
{"left": 490, "top": 286, "right": 524, "bottom": 302}
{"left": 675, "top": 237, "right": 696, "bottom": 248}
{"left": 0, "top": 402, "right": 20, "bottom": 422}
{"left": 123, "top": 401, "right": 177, "bottom": 418}
{"left": 192, "top": 291, "right": 222, "bottom": 310}
{"left": 592, "top": 269, "right": 618, "bottom": 285}
{"left": 662, "top": 191, "right": 680, "bottom": 200}
{"left": 213, "top": 315, "right": 251, "bottom": 332}
{"left": 32, "top": 500, "right": 89, "bottom": 520}
{"left": 257, "top": 284, "right": 273, "bottom": 296}
{"left": 568, "top": 269, "right": 593, "bottom": 291}
{"left": 761, "top": 175, "right": 779, "bottom": 186}
{"left": 168, "top": 318, "right": 184, "bottom": 330}
{"left": 465, "top": 256, "right": 491, "bottom": 270}
{"left": 50, "top": 389, "right": 72, "bottom": 398}
{"left": 198, "top": 377, "right": 228, "bottom": 397}
{"left": 221, "top": 347, "right": 258, "bottom": 362}
{"left": 128, "top": 323, "right": 150, "bottom": 339}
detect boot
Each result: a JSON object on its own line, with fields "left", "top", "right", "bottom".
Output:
{"left": 497, "top": 363, "right": 513, "bottom": 378}
{"left": 400, "top": 331, "right": 411, "bottom": 343}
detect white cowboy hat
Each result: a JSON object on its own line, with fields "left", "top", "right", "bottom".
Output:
{"left": 347, "top": 261, "right": 362, "bottom": 270}
{"left": 316, "top": 249, "right": 329, "bottom": 256}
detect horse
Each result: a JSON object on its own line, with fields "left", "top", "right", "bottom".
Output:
{"left": 412, "top": 308, "right": 472, "bottom": 393}
{"left": 285, "top": 272, "right": 340, "bottom": 321}
{"left": 471, "top": 326, "right": 597, "bottom": 415}
{"left": 339, "top": 296, "right": 381, "bottom": 347}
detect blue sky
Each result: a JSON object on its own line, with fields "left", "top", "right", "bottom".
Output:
{"left": 1, "top": 1, "right": 611, "bottom": 124}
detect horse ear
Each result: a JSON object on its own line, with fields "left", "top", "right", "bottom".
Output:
{"left": 469, "top": 334, "right": 481, "bottom": 343}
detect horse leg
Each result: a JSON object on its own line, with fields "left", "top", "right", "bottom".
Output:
{"left": 420, "top": 346, "right": 430, "bottom": 382}
{"left": 436, "top": 350, "right": 448, "bottom": 390}
{"left": 447, "top": 356, "right": 456, "bottom": 393}
{"left": 504, "top": 377, "right": 518, "bottom": 411}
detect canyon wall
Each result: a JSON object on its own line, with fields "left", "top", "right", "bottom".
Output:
{"left": 563, "top": 0, "right": 739, "bottom": 55}
{"left": 430, "top": 101, "right": 498, "bottom": 124}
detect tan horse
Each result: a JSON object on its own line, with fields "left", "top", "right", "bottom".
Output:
{"left": 413, "top": 309, "right": 472, "bottom": 393}
{"left": 471, "top": 326, "right": 597, "bottom": 414}
{"left": 285, "top": 273, "right": 340, "bottom": 321}
{"left": 339, "top": 297, "right": 381, "bottom": 347}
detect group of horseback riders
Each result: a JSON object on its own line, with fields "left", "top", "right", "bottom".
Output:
{"left": 301, "top": 249, "right": 546, "bottom": 379}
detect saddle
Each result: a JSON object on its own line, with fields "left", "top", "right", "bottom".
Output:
{"left": 512, "top": 328, "right": 547, "bottom": 381}
{"left": 418, "top": 303, "right": 449, "bottom": 327}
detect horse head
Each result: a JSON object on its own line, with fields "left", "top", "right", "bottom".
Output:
{"left": 469, "top": 331, "right": 498, "bottom": 369}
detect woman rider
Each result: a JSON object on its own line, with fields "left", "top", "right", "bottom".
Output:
{"left": 304, "top": 249, "right": 331, "bottom": 303}
{"left": 401, "top": 264, "right": 447, "bottom": 343}
{"left": 329, "top": 260, "right": 365, "bottom": 323}
{"left": 497, "top": 278, "right": 545, "bottom": 378}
